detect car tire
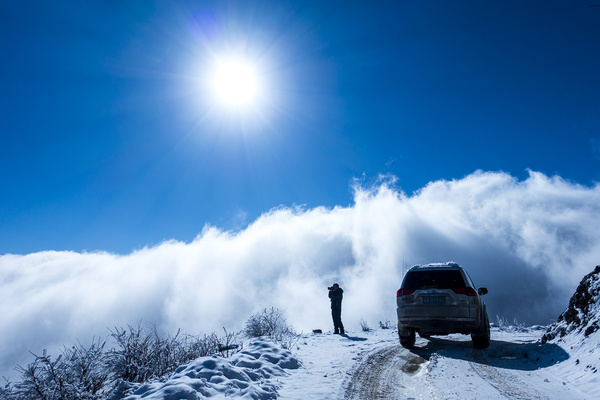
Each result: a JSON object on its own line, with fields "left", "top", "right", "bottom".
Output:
{"left": 399, "top": 328, "right": 416, "bottom": 348}
{"left": 471, "top": 311, "right": 490, "bottom": 349}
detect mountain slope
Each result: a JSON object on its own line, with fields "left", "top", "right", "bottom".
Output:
{"left": 543, "top": 265, "right": 600, "bottom": 342}
{"left": 540, "top": 265, "right": 600, "bottom": 395}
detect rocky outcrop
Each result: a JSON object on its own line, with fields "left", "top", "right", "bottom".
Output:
{"left": 542, "top": 265, "right": 600, "bottom": 343}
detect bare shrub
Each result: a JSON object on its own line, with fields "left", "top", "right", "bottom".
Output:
{"left": 379, "top": 320, "right": 392, "bottom": 329}
{"left": 494, "top": 315, "right": 526, "bottom": 332}
{"left": 244, "top": 307, "right": 298, "bottom": 350}
{"left": 107, "top": 324, "right": 156, "bottom": 383}
{"left": 244, "top": 307, "right": 293, "bottom": 340}
{"left": 278, "top": 333, "right": 300, "bottom": 351}
{"left": 216, "top": 328, "right": 242, "bottom": 357}
{"left": 3, "top": 324, "right": 242, "bottom": 400}
{"left": 62, "top": 338, "right": 108, "bottom": 397}
{"left": 107, "top": 324, "right": 240, "bottom": 384}
{"left": 6, "top": 338, "right": 108, "bottom": 400}
{"left": 360, "top": 318, "right": 371, "bottom": 332}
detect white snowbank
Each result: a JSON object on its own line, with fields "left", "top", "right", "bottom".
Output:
{"left": 120, "top": 339, "right": 299, "bottom": 400}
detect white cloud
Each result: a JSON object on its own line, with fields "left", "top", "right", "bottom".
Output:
{"left": 2, "top": 170, "right": 600, "bottom": 379}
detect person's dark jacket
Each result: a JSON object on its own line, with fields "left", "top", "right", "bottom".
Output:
{"left": 329, "top": 287, "right": 343, "bottom": 309}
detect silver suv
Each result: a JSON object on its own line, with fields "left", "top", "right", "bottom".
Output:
{"left": 396, "top": 262, "right": 490, "bottom": 348}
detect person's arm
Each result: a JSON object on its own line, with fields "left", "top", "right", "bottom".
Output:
{"left": 330, "top": 289, "right": 341, "bottom": 301}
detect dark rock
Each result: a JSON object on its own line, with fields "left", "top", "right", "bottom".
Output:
{"left": 542, "top": 266, "right": 600, "bottom": 344}
{"left": 584, "top": 322, "right": 598, "bottom": 337}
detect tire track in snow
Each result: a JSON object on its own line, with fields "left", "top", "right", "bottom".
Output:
{"left": 469, "top": 354, "right": 549, "bottom": 400}
{"left": 344, "top": 341, "right": 552, "bottom": 400}
{"left": 343, "top": 344, "right": 430, "bottom": 400}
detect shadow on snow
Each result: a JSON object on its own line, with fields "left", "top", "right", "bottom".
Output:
{"left": 339, "top": 334, "right": 368, "bottom": 342}
{"left": 407, "top": 336, "right": 568, "bottom": 371}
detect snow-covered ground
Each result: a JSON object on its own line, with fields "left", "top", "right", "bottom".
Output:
{"left": 115, "top": 266, "right": 600, "bottom": 399}
{"left": 118, "top": 324, "right": 598, "bottom": 400}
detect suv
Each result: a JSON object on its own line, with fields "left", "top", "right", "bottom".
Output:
{"left": 396, "top": 262, "right": 490, "bottom": 348}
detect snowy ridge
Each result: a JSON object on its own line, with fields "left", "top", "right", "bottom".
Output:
{"left": 540, "top": 265, "right": 600, "bottom": 395}
{"left": 543, "top": 265, "right": 600, "bottom": 341}
{"left": 117, "top": 339, "right": 300, "bottom": 400}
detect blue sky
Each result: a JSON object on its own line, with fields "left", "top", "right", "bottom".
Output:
{"left": 1, "top": 0, "right": 599, "bottom": 255}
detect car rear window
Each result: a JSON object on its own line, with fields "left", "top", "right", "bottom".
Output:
{"left": 403, "top": 270, "right": 466, "bottom": 290}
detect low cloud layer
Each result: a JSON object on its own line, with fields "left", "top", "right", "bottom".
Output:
{"left": 2, "top": 170, "right": 600, "bottom": 378}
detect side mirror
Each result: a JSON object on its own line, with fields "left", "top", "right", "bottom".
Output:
{"left": 478, "top": 287, "right": 488, "bottom": 296}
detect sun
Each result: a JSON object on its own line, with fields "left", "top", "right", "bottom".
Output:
{"left": 210, "top": 58, "right": 261, "bottom": 107}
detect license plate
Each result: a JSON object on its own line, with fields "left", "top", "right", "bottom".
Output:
{"left": 422, "top": 296, "right": 446, "bottom": 304}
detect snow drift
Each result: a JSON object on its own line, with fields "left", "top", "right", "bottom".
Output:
{"left": 116, "top": 339, "right": 299, "bottom": 400}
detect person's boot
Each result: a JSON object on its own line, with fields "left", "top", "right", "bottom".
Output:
{"left": 334, "top": 329, "right": 339, "bottom": 334}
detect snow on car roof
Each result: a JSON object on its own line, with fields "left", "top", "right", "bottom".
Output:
{"left": 409, "top": 262, "right": 461, "bottom": 270}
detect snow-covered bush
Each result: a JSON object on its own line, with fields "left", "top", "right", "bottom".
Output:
{"left": 360, "top": 318, "right": 371, "bottom": 332}
{"left": 2, "top": 325, "right": 241, "bottom": 400}
{"left": 244, "top": 308, "right": 299, "bottom": 351}
{"left": 3, "top": 339, "right": 109, "bottom": 400}
{"left": 107, "top": 324, "right": 183, "bottom": 383}
{"left": 379, "top": 320, "right": 392, "bottom": 329}
{"left": 493, "top": 315, "right": 527, "bottom": 332}
{"left": 244, "top": 307, "right": 296, "bottom": 347}
{"left": 107, "top": 324, "right": 241, "bottom": 383}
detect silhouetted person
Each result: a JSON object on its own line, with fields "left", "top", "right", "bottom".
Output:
{"left": 328, "top": 283, "right": 345, "bottom": 334}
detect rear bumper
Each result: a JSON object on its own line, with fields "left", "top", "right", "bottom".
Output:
{"left": 398, "top": 317, "right": 479, "bottom": 335}
{"left": 397, "top": 307, "right": 481, "bottom": 335}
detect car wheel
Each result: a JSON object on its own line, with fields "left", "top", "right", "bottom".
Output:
{"left": 471, "top": 311, "right": 490, "bottom": 349}
{"left": 399, "top": 328, "right": 416, "bottom": 348}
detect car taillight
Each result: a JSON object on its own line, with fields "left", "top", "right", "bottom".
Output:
{"left": 452, "top": 287, "right": 478, "bottom": 296}
{"left": 397, "top": 288, "right": 415, "bottom": 296}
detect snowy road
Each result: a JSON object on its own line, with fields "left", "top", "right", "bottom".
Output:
{"left": 340, "top": 330, "right": 590, "bottom": 400}
{"left": 108, "top": 325, "right": 597, "bottom": 399}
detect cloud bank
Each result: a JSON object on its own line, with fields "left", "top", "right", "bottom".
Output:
{"left": 2, "top": 170, "right": 600, "bottom": 378}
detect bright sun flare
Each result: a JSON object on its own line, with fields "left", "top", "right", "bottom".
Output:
{"left": 211, "top": 59, "right": 260, "bottom": 107}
